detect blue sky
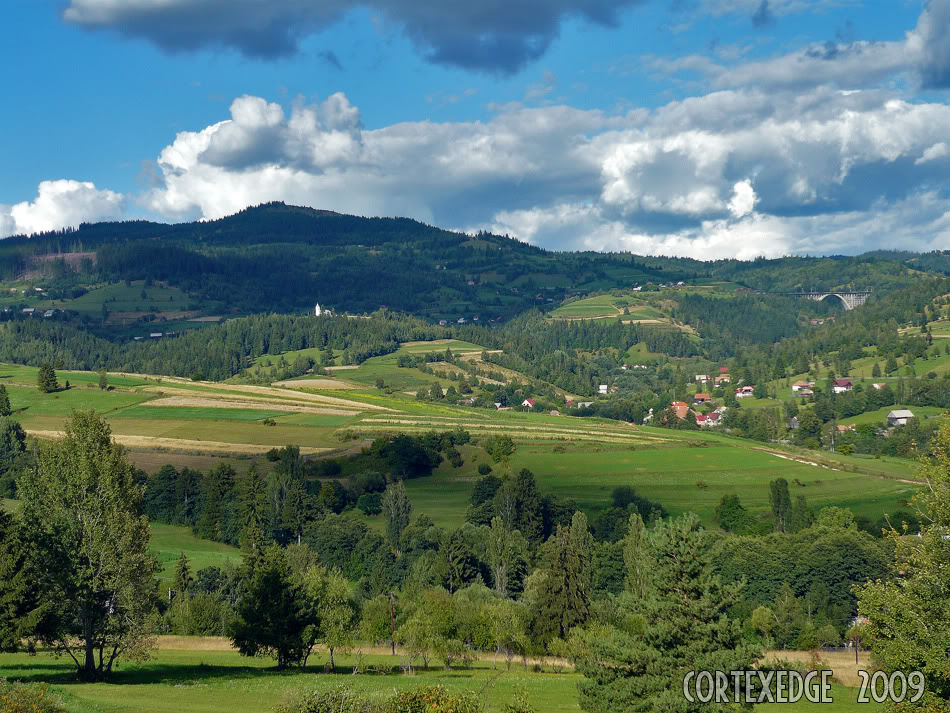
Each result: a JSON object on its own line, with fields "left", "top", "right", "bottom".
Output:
{"left": 1, "top": 1, "right": 948, "bottom": 258}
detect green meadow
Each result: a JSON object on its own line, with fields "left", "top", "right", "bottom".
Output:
{"left": 0, "top": 645, "right": 878, "bottom": 713}
{"left": 150, "top": 524, "right": 242, "bottom": 582}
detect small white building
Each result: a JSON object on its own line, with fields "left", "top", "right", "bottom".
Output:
{"left": 887, "top": 409, "right": 915, "bottom": 426}
{"left": 598, "top": 384, "right": 609, "bottom": 394}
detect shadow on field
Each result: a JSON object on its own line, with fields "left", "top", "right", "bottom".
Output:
{"left": 1, "top": 659, "right": 483, "bottom": 687}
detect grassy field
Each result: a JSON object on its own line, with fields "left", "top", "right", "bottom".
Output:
{"left": 0, "top": 643, "right": 879, "bottom": 713}
{"left": 551, "top": 293, "right": 666, "bottom": 320}
{"left": 393, "top": 438, "right": 919, "bottom": 529}
{"left": 0, "top": 358, "right": 923, "bottom": 532}
{"left": 150, "top": 524, "right": 242, "bottom": 582}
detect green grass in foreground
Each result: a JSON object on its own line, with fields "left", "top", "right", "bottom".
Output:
{"left": 0, "top": 647, "right": 583, "bottom": 713}
{"left": 0, "top": 646, "right": 878, "bottom": 713}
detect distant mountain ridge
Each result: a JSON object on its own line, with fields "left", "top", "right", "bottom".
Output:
{"left": 0, "top": 202, "right": 942, "bottom": 322}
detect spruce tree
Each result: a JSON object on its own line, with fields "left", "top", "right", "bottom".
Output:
{"left": 0, "top": 385, "right": 10, "bottom": 417}
{"left": 871, "top": 362, "right": 881, "bottom": 378}
{"left": 532, "top": 512, "right": 593, "bottom": 644}
{"left": 36, "top": 363, "right": 58, "bottom": 393}
{"left": 575, "top": 513, "right": 760, "bottom": 712}
{"left": 173, "top": 552, "right": 192, "bottom": 597}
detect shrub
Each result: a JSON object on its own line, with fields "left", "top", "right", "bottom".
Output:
{"left": 357, "top": 493, "right": 383, "bottom": 516}
{"left": 0, "top": 680, "right": 66, "bottom": 713}
{"left": 387, "top": 686, "right": 483, "bottom": 713}
{"left": 275, "top": 686, "right": 380, "bottom": 713}
{"left": 477, "top": 463, "right": 492, "bottom": 476}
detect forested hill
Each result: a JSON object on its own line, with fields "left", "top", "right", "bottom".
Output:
{"left": 1, "top": 202, "right": 942, "bottom": 321}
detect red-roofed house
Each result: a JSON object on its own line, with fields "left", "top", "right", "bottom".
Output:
{"left": 671, "top": 401, "right": 690, "bottom": 419}
{"left": 736, "top": 386, "right": 755, "bottom": 398}
{"left": 694, "top": 393, "right": 712, "bottom": 403}
{"left": 719, "top": 366, "right": 729, "bottom": 373}
{"left": 522, "top": 398, "right": 536, "bottom": 408}
{"left": 833, "top": 379, "right": 853, "bottom": 394}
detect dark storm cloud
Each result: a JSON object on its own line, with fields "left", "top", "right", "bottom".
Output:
{"left": 63, "top": 0, "right": 646, "bottom": 74}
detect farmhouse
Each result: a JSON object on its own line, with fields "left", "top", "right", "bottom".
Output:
{"left": 887, "top": 409, "right": 915, "bottom": 426}
{"left": 833, "top": 379, "right": 853, "bottom": 393}
{"left": 791, "top": 380, "right": 813, "bottom": 392}
{"left": 670, "top": 401, "right": 690, "bottom": 419}
{"left": 795, "top": 388, "right": 814, "bottom": 398}
{"left": 695, "top": 374, "right": 711, "bottom": 383}
{"left": 694, "top": 393, "right": 712, "bottom": 404}
{"left": 522, "top": 398, "right": 536, "bottom": 409}
{"left": 704, "top": 411, "right": 721, "bottom": 427}
{"left": 715, "top": 374, "right": 731, "bottom": 385}
{"left": 735, "top": 386, "right": 755, "bottom": 398}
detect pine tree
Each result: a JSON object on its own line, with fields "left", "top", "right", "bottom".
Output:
{"left": 36, "top": 363, "right": 58, "bottom": 393}
{"left": 575, "top": 513, "right": 760, "bottom": 712}
{"left": 173, "top": 552, "right": 192, "bottom": 597}
{"left": 532, "top": 512, "right": 593, "bottom": 644}
{"left": 0, "top": 385, "right": 10, "bottom": 417}
{"left": 871, "top": 362, "right": 881, "bottom": 378}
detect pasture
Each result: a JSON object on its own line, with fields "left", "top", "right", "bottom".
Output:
{"left": 0, "top": 359, "right": 923, "bottom": 533}
{"left": 551, "top": 293, "right": 667, "bottom": 321}
{"left": 0, "top": 643, "right": 879, "bottom": 713}
{"left": 394, "top": 438, "right": 919, "bottom": 529}
{"left": 150, "top": 524, "right": 242, "bottom": 582}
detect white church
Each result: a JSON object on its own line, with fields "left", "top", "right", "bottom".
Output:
{"left": 314, "top": 303, "right": 332, "bottom": 317}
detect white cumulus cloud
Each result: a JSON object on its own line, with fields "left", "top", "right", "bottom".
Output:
{"left": 136, "top": 85, "right": 950, "bottom": 259}
{"left": 0, "top": 180, "right": 125, "bottom": 238}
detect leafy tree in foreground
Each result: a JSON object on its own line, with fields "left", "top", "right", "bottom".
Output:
{"left": 858, "top": 417, "right": 950, "bottom": 709}
{"left": 575, "top": 513, "right": 759, "bottom": 713}
{"left": 18, "top": 410, "right": 157, "bottom": 679}
{"left": 769, "top": 477, "right": 791, "bottom": 532}
{"left": 36, "top": 363, "right": 58, "bottom": 393}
